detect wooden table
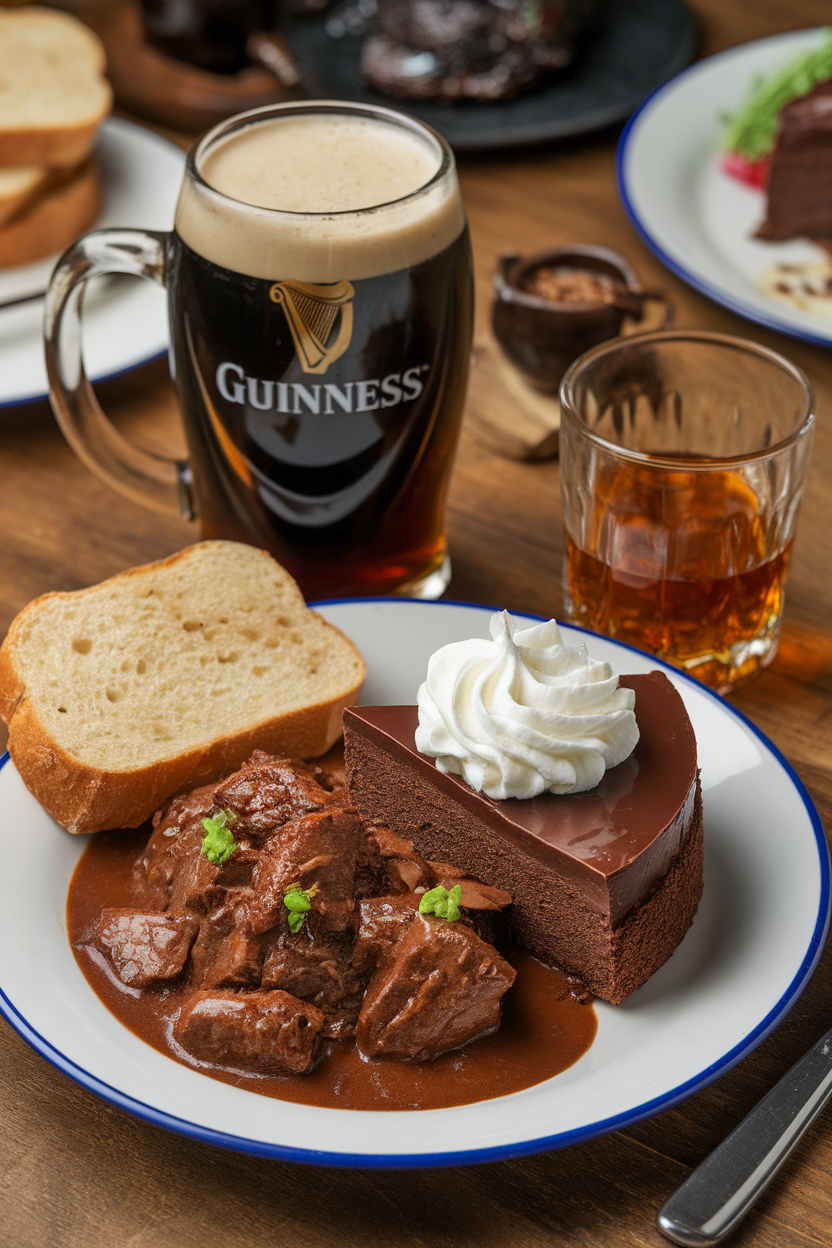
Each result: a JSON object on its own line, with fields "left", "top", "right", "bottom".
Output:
{"left": 3, "top": 3, "right": 832, "bottom": 1244}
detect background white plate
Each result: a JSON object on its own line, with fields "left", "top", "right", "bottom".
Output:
{"left": 0, "top": 601, "right": 827, "bottom": 1167}
{"left": 0, "top": 118, "right": 184, "bottom": 408}
{"left": 617, "top": 28, "right": 832, "bottom": 347}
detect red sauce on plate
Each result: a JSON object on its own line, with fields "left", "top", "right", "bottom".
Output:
{"left": 67, "top": 829, "right": 597, "bottom": 1111}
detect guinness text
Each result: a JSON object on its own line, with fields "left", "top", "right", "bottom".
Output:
{"left": 216, "top": 362, "right": 429, "bottom": 415}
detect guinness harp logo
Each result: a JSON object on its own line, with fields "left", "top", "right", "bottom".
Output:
{"left": 269, "top": 279, "right": 355, "bottom": 375}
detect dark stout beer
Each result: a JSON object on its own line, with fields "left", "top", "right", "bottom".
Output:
{"left": 170, "top": 105, "right": 474, "bottom": 599}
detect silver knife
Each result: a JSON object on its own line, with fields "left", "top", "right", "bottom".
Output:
{"left": 657, "top": 1023, "right": 832, "bottom": 1245}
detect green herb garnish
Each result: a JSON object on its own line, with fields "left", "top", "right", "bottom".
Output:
{"left": 200, "top": 809, "right": 238, "bottom": 865}
{"left": 283, "top": 882, "right": 320, "bottom": 933}
{"left": 419, "top": 884, "right": 462, "bottom": 922}
{"left": 721, "top": 29, "right": 832, "bottom": 161}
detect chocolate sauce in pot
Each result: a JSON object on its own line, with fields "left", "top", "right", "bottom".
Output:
{"left": 67, "top": 830, "right": 597, "bottom": 1112}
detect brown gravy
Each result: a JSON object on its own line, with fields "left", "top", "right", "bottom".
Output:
{"left": 67, "top": 829, "right": 597, "bottom": 1111}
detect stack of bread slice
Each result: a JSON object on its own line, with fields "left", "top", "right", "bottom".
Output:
{"left": 0, "top": 5, "right": 112, "bottom": 269}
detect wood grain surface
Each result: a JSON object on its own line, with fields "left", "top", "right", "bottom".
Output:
{"left": 4, "top": 2, "right": 832, "bottom": 1244}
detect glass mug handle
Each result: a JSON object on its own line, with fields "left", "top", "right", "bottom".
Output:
{"left": 44, "top": 228, "right": 195, "bottom": 520}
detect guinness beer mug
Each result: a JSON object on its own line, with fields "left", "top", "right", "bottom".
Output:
{"left": 45, "top": 102, "right": 474, "bottom": 599}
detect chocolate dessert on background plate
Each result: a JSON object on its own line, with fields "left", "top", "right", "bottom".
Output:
{"left": 721, "top": 26, "right": 832, "bottom": 243}
{"left": 756, "top": 79, "right": 832, "bottom": 244}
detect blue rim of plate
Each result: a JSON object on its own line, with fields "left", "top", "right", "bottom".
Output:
{"left": 615, "top": 35, "right": 832, "bottom": 350}
{"left": 0, "top": 599, "right": 828, "bottom": 1168}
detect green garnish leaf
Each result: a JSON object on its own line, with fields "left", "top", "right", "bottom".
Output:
{"left": 284, "top": 891, "right": 312, "bottom": 913}
{"left": 200, "top": 809, "right": 238, "bottom": 865}
{"left": 419, "top": 884, "right": 462, "bottom": 922}
{"left": 721, "top": 28, "right": 832, "bottom": 161}
{"left": 283, "top": 882, "right": 319, "bottom": 934}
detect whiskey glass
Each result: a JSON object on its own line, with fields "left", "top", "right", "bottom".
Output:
{"left": 559, "top": 330, "right": 814, "bottom": 693}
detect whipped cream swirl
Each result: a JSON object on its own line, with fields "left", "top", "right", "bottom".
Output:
{"left": 415, "top": 612, "right": 639, "bottom": 799}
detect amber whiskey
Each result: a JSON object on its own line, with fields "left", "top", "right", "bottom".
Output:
{"left": 563, "top": 463, "right": 792, "bottom": 691}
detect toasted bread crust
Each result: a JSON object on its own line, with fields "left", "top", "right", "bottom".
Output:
{"left": 0, "top": 167, "right": 50, "bottom": 228}
{"left": 0, "top": 121, "right": 106, "bottom": 171}
{"left": 0, "top": 159, "right": 101, "bottom": 268}
{"left": 6, "top": 689, "right": 357, "bottom": 834}
{"left": 0, "top": 543, "right": 366, "bottom": 833}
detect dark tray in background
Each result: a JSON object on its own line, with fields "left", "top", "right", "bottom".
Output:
{"left": 280, "top": 0, "right": 697, "bottom": 152}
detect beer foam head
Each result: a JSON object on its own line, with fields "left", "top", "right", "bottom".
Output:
{"left": 201, "top": 114, "right": 439, "bottom": 214}
{"left": 176, "top": 103, "right": 466, "bottom": 283}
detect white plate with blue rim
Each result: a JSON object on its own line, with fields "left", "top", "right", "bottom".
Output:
{"left": 0, "top": 598, "right": 827, "bottom": 1167}
{"left": 0, "top": 117, "right": 184, "bottom": 408}
{"left": 617, "top": 27, "right": 832, "bottom": 348}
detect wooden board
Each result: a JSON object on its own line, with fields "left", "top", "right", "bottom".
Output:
{"left": 86, "top": 0, "right": 291, "bottom": 133}
{"left": 465, "top": 333, "right": 561, "bottom": 461}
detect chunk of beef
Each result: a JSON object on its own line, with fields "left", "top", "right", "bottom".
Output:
{"left": 353, "top": 821, "right": 402, "bottom": 897}
{"left": 166, "top": 844, "right": 257, "bottom": 916}
{"left": 262, "top": 932, "right": 365, "bottom": 1037}
{"left": 190, "top": 917, "right": 265, "bottom": 989}
{"left": 351, "top": 894, "right": 422, "bottom": 973}
{"left": 424, "top": 868, "right": 512, "bottom": 944}
{"left": 312, "top": 762, "right": 346, "bottom": 801}
{"left": 386, "top": 854, "right": 432, "bottom": 893}
{"left": 356, "top": 913, "right": 516, "bottom": 1061}
{"left": 365, "top": 822, "right": 438, "bottom": 896}
{"left": 138, "top": 783, "right": 217, "bottom": 909}
{"left": 370, "top": 823, "right": 417, "bottom": 858}
{"left": 352, "top": 875, "right": 512, "bottom": 971}
{"left": 142, "top": 787, "right": 263, "bottom": 918}
{"left": 86, "top": 910, "right": 198, "bottom": 988}
{"left": 174, "top": 990, "right": 325, "bottom": 1074}
{"left": 214, "top": 751, "right": 336, "bottom": 836}
{"left": 428, "top": 866, "right": 513, "bottom": 911}
{"left": 241, "top": 807, "right": 367, "bottom": 934}
{"left": 365, "top": 825, "right": 513, "bottom": 905}
{"left": 353, "top": 876, "right": 507, "bottom": 947}
{"left": 166, "top": 848, "right": 223, "bottom": 915}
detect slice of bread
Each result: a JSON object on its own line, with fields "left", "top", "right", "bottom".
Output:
{"left": 0, "top": 7, "right": 112, "bottom": 169}
{"left": 0, "top": 542, "right": 366, "bottom": 834}
{"left": 0, "top": 158, "right": 101, "bottom": 269}
{"left": 0, "top": 165, "right": 50, "bottom": 227}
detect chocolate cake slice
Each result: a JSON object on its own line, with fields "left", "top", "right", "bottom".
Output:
{"left": 344, "top": 671, "right": 702, "bottom": 1004}
{"left": 757, "top": 80, "right": 832, "bottom": 242}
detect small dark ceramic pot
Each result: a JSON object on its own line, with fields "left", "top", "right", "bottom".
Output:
{"left": 492, "top": 245, "right": 672, "bottom": 393}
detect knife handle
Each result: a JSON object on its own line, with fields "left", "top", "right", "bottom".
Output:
{"left": 657, "top": 1026, "right": 832, "bottom": 1246}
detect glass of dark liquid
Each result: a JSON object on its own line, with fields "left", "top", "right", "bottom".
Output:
{"left": 44, "top": 101, "right": 474, "bottom": 600}
{"left": 559, "top": 330, "right": 814, "bottom": 693}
